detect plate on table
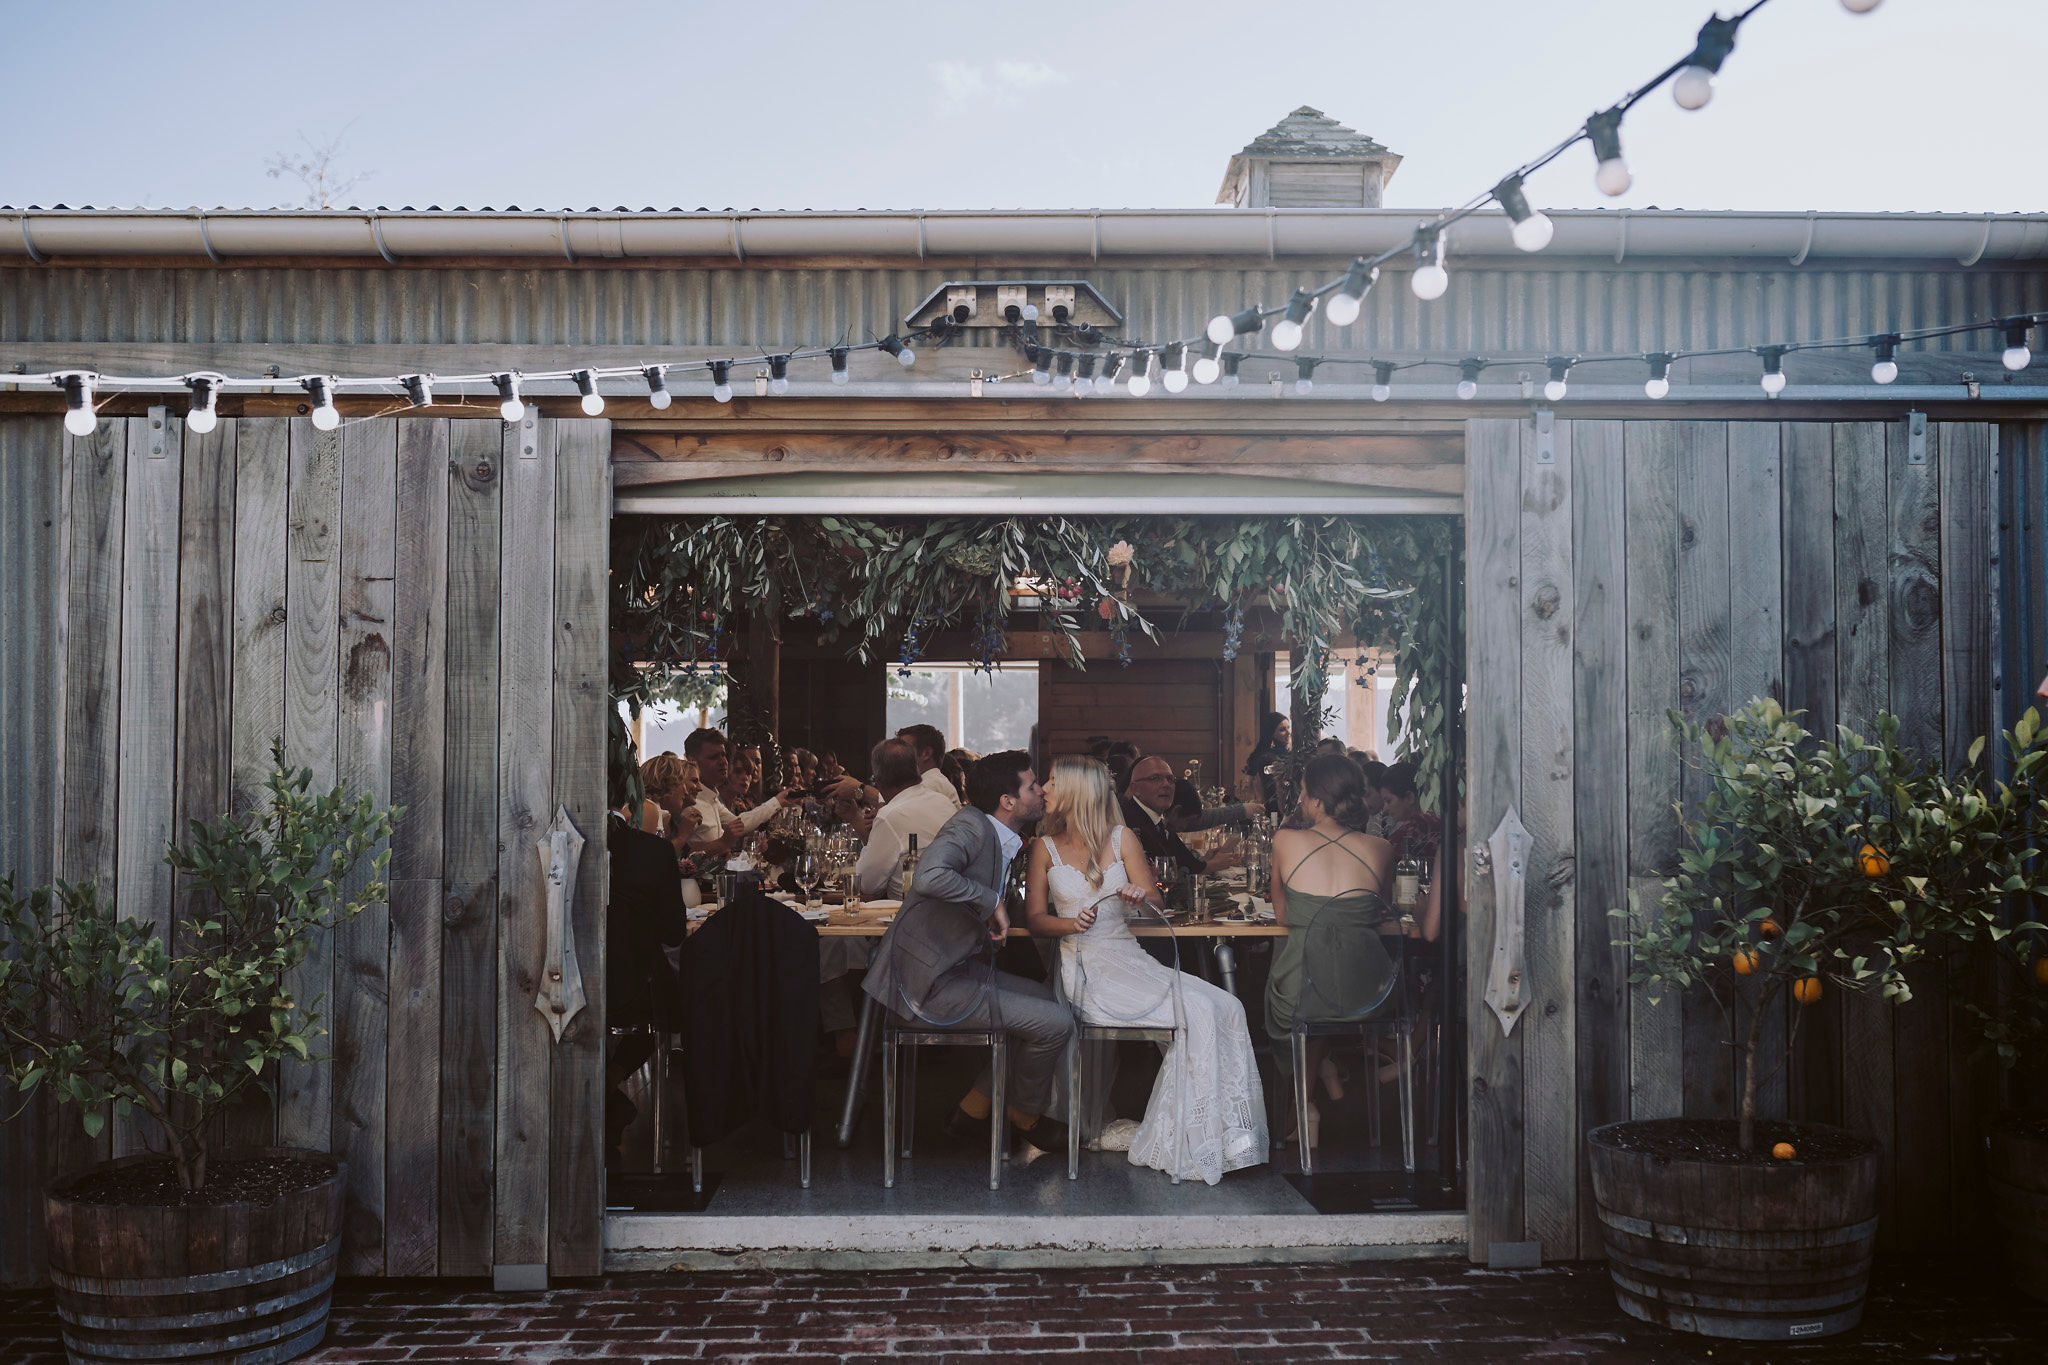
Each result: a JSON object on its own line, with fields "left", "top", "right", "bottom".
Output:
{"left": 797, "top": 907, "right": 830, "bottom": 923}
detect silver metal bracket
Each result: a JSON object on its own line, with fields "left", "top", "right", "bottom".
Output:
{"left": 1907, "top": 411, "right": 1928, "bottom": 465}
{"left": 1535, "top": 409, "right": 1556, "bottom": 465}
{"left": 521, "top": 407, "right": 537, "bottom": 458}
{"left": 147, "top": 406, "right": 169, "bottom": 458}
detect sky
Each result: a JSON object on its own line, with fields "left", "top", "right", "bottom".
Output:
{"left": 0, "top": 0, "right": 2040, "bottom": 217}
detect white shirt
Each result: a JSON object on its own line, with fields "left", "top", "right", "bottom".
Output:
{"left": 1130, "top": 795, "right": 1170, "bottom": 830}
{"left": 854, "top": 784, "right": 957, "bottom": 898}
{"left": 919, "top": 766, "right": 962, "bottom": 809}
{"left": 983, "top": 812, "right": 1024, "bottom": 868}
{"left": 686, "top": 790, "right": 782, "bottom": 847}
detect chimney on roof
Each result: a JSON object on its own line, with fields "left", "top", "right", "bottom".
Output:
{"left": 1218, "top": 107, "right": 1402, "bottom": 209}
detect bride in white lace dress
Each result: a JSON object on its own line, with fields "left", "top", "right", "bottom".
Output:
{"left": 1024, "top": 756, "right": 1268, "bottom": 1184}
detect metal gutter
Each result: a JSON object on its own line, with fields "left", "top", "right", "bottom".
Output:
{"left": 3, "top": 207, "right": 2045, "bottom": 265}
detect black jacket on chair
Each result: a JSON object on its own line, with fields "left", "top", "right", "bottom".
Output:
{"left": 606, "top": 816, "right": 686, "bottom": 1033}
{"left": 678, "top": 887, "right": 820, "bottom": 1147}
{"left": 1119, "top": 795, "right": 1205, "bottom": 873}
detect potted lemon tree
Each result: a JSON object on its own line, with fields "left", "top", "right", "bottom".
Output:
{"left": 0, "top": 744, "right": 395, "bottom": 1365}
{"left": 1598, "top": 699, "right": 2047, "bottom": 1341}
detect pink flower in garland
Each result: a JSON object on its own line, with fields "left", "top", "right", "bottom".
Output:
{"left": 1106, "top": 540, "right": 1136, "bottom": 568}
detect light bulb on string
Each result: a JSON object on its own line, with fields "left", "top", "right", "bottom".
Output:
{"left": 1543, "top": 356, "right": 1574, "bottom": 403}
{"left": 1192, "top": 338, "right": 1222, "bottom": 385}
{"left": 1323, "top": 260, "right": 1378, "bottom": 328}
{"left": 1371, "top": 360, "right": 1395, "bottom": 403}
{"left": 1645, "top": 352, "right": 1674, "bottom": 399}
{"left": 186, "top": 375, "right": 220, "bottom": 433}
{"left": 401, "top": 373, "right": 435, "bottom": 409}
{"left": 1840, "top": 0, "right": 1882, "bottom": 11}
{"left": 1161, "top": 343, "right": 1192, "bottom": 394}
{"left": 1293, "top": 357, "right": 1319, "bottom": 396}
{"left": 1053, "top": 351, "right": 1075, "bottom": 391}
{"left": 305, "top": 376, "right": 341, "bottom": 431}
{"left": 644, "top": 366, "right": 672, "bottom": 409}
{"left": 1456, "top": 358, "right": 1484, "bottom": 401}
{"left": 878, "top": 335, "right": 916, "bottom": 368}
{"left": 1270, "top": 289, "right": 1316, "bottom": 352}
{"left": 60, "top": 374, "right": 96, "bottom": 436}
{"left": 1098, "top": 353, "right": 1124, "bottom": 394}
{"left": 1586, "top": 107, "right": 1632, "bottom": 197}
{"left": 1127, "top": 351, "right": 1154, "bottom": 397}
{"left": 768, "top": 355, "right": 791, "bottom": 395}
{"left": 2002, "top": 318, "right": 2034, "bottom": 371}
{"left": 1673, "top": 15, "right": 1739, "bottom": 111}
{"left": 1410, "top": 227, "right": 1449, "bottom": 301}
{"left": 1030, "top": 346, "right": 1053, "bottom": 386}
{"left": 1757, "top": 346, "right": 1789, "bottom": 396}
{"left": 494, "top": 373, "right": 524, "bottom": 422}
{"left": 1220, "top": 354, "right": 1243, "bottom": 388}
{"left": 1074, "top": 351, "right": 1098, "bottom": 395}
{"left": 574, "top": 369, "right": 605, "bottom": 416}
{"left": 829, "top": 347, "right": 850, "bottom": 386}
{"left": 1493, "top": 174, "right": 1554, "bottom": 253}
{"left": 710, "top": 360, "right": 734, "bottom": 404}
{"left": 1207, "top": 304, "right": 1264, "bottom": 347}
{"left": 1869, "top": 335, "right": 1900, "bottom": 385}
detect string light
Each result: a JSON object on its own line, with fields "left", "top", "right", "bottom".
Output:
{"left": 1841, "top": 0, "right": 1882, "bottom": 11}
{"left": 1673, "top": 15, "right": 1740, "bottom": 111}
{"left": 305, "top": 376, "right": 341, "bottom": 431}
{"left": 1192, "top": 338, "right": 1222, "bottom": 385}
{"left": 2003, "top": 318, "right": 2034, "bottom": 371}
{"left": 494, "top": 373, "right": 524, "bottom": 421}
{"left": 402, "top": 373, "right": 434, "bottom": 408}
{"left": 1220, "top": 353, "right": 1243, "bottom": 388}
{"left": 877, "top": 334, "right": 917, "bottom": 368}
{"left": 1757, "top": 345, "right": 1789, "bottom": 396}
{"left": 1323, "top": 261, "right": 1378, "bottom": 328}
{"left": 1410, "top": 228, "right": 1449, "bottom": 302}
{"left": 1293, "top": 357, "right": 1319, "bottom": 396}
{"left": 767, "top": 355, "right": 791, "bottom": 395}
{"left": 573, "top": 369, "right": 605, "bottom": 415}
{"left": 1031, "top": 346, "right": 1053, "bottom": 386}
{"left": 829, "top": 347, "right": 850, "bottom": 386}
{"left": 1270, "top": 289, "right": 1317, "bottom": 352}
{"left": 1372, "top": 361, "right": 1395, "bottom": 403}
{"left": 60, "top": 373, "right": 95, "bottom": 435}
{"left": 1098, "top": 352, "right": 1125, "bottom": 392}
{"left": 709, "top": 360, "right": 733, "bottom": 404}
{"left": 1161, "top": 342, "right": 1191, "bottom": 394}
{"left": 1206, "top": 305, "right": 1265, "bottom": 346}
{"left": 1493, "top": 175, "right": 1554, "bottom": 253}
{"left": 1127, "top": 350, "right": 1154, "bottom": 397}
{"left": 186, "top": 375, "right": 220, "bottom": 433}
{"left": 1645, "top": 353, "right": 1674, "bottom": 399}
{"left": 1074, "top": 350, "right": 1098, "bottom": 395}
{"left": 1869, "top": 335, "right": 1900, "bottom": 385}
{"left": 644, "top": 366, "right": 672, "bottom": 408}
{"left": 1456, "top": 359, "right": 1485, "bottom": 401}
{"left": 1054, "top": 350, "right": 1075, "bottom": 391}
{"left": 1586, "top": 107, "right": 1631, "bottom": 197}
{"left": 1543, "top": 356, "right": 1574, "bottom": 402}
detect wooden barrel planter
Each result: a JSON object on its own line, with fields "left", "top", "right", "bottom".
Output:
{"left": 1987, "top": 1112, "right": 2048, "bottom": 1300}
{"left": 1586, "top": 1120, "right": 1879, "bottom": 1341}
{"left": 43, "top": 1148, "right": 345, "bottom": 1365}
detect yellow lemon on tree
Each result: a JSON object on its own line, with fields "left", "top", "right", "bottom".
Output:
{"left": 1858, "top": 843, "right": 1890, "bottom": 877}
{"left": 1733, "top": 949, "right": 1759, "bottom": 976}
{"left": 1793, "top": 975, "right": 1824, "bottom": 1005}
{"left": 2034, "top": 956, "right": 2048, "bottom": 988}
{"left": 1772, "top": 1142, "right": 1797, "bottom": 1160}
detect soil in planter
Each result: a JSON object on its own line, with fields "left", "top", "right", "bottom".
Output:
{"left": 1603, "top": 1117, "right": 1877, "bottom": 1165}
{"left": 61, "top": 1152, "right": 336, "bottom": 1207}
{"left": 1991, "top": 1110, "right": 2048, "bottom": 1143}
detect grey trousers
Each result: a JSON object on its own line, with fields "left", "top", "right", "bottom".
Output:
{"left": 910, "top": 967, "right": 1075, "bottom": 1117}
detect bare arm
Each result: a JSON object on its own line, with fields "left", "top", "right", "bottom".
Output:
{"left": 1117, "top": 828, "right": 1163, "bottom": 913}
{"left": 1269, "top": 830, "right": 1297, "bottom": 925}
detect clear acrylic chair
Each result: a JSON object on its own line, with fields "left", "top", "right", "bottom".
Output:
{"left": 1288, "top": 891, "right": 1414, "bottom": 1176}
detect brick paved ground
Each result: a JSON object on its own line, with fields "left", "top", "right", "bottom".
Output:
{"left": 2, "top": 1257, "right": 2042, "bottom": 1363}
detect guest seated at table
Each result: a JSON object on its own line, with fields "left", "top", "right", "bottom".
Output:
{"left": 683, "top": 728, "right": 797, "bottom": 857}
{"left": 854, "top": 737, "right": 956, "bottom": 899}
{"left": 1312, "top": 737, "right": 1349, "bottom": 759}
{"left": 1266, "top": 754, "right": 1409, "bottom": 1146}
{"left": 721, "top": 750, "right": 762, "bottom": 815}
{"left": 1121, "top": 756, "right": 1240, "bottom": 875}
{"left": 637, "top": 752, "right": 707, "bottom": 858}
{"left": 940, "top": 748, "right": 975, "bottom": 802}
{"left": 1358, "top": 759, "right": 1394, "bottom": 838}
{"left": 824, "top": 774, "right": 879, "bottom": 841}
{"left": 896, "top": 723, "right": 962, "bottom": 810}
{"left": 606, "top": 770, "right": 687, "bottom": 1158}
{"left": 1381, "top": 761, "right": 1442, "bottom": 866}
{"left": 1244, "top": 712, "right": 1290, "bottom": 809}
{"left": 1167, "top": 776, "right": 1264, "bottom": 834}
{"left": 817, "top": 749, "right": 846, "bottom": 787}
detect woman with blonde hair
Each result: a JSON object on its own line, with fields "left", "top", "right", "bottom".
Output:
{"left": 637, "top": 752, "right": 705, "bottom": 855}
{"left": 1024, "top": 755, "right": 1268, "bottom": 1184}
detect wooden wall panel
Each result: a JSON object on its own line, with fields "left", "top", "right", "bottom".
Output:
{"left": 1038, "top": 659, "right": 1225, "bottom": 778}
{"left": 1464, "top": 417, "right": 1523, "bottom": 1260}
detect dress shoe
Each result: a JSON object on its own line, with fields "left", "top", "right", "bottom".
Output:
{"left": 942, "top": 1106, "right": 991, "bottom": 1142}
{"left": 1015, "top": 1117, "right": 1071, "bottom": 1156}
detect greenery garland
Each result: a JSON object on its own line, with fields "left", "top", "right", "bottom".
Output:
{"left": 612, "top": 514, "right": 1461, "bottom": 802}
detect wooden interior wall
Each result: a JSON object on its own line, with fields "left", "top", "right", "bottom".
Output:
{"left": 1037, "top": 658, "right": 1225, "bottom": 780}
{"left": 777, "top": 657, "right": 888, "bottom": 781}
{"left": 1465, "top": 415, "right": 1997, "bottom": 1265}
{"left": 0, "top": 414, "right": 609, "bottom": 1286}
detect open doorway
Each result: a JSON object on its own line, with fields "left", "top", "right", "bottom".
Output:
{"left": 606, "top": 508, "right": 1465, "bottom": 1241}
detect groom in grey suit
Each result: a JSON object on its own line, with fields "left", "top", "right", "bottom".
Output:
{"left": 862, "top": 750, "right": 1074, "bottom": 1153}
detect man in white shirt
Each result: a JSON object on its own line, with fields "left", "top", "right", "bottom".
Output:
{"left": 897, "top": 723, "right": 962, "bottom": 810}
{"left": 682, "top": 728, "right": 797, "bottom": 856}
{"left": 855, "top": 737, "right": 957, "bottom": 899}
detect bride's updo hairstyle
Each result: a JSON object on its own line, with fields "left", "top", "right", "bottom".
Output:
{"left": 1040, "top": 755, "right": 1124, "bottom": 887}
{"left": 1302, "top": 753, "right": 1371, "bottom": 832}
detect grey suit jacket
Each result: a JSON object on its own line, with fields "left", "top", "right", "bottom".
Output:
{"left": 861, "top": 805, "right": 1009, "bottom": 1013}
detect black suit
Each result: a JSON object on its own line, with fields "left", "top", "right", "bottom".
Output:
{"left": 679, "top": 887, "right": 820, "bottom": 1146}
{"left": 1119, "top": 794, "right": 1205, "bottom": 873}
{"left": 606, "top": 816, "right": 686, "bottom": 1032}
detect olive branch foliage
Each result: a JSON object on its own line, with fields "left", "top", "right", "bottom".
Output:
{"left": 1612, "top": 698, "right": 2048, "bottom": 1152}
{"left": 610, "top": 513, "right": 1460, "bottom": 802}
{"left": 0, "top": 743, "right": 398, "bottom": 1193}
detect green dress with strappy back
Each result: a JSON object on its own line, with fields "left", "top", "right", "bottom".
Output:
{"left": 1264, "top": 832, "right": 1398, "bottom": 1036}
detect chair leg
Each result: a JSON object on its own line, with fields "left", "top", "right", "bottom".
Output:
{"left": 1366, "top": 1030, "right": 1383, "bottom": 1148}
{"left": 882, "top": 1036, "right": 898, "bottom": 1189}
{"left": 1067, "top": 1032, "right": 1081, "bottom": 1181}
{"left": 799, "top": 1129, "right": 812, "bottom": 1189}
{"left": 989, "top": 1034, "right": 1006, "bottom": 1191}
{"left": 1397, "top": 1027, "right": 1417, "bottom": 1174}
{"left": 1291, "top": 1029, "right": 1313, "bottom": 1177}
{"left": 689, "top": 1145, "right": 703, "bottom": 1195}
{"left": 901, "top": 1045, "right": 919, "bottom": 1159}
{"left": 651, "top": 1030, "right": 668, "bottom": 1175}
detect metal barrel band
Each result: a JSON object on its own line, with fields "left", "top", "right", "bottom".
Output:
{"left": 1987, "top": 1176, "right": 2048, "bottom": 1212}
{"left": 1595, "top": 1206, "right": 1880, "bottom": 1249}
{"left": 1605, "top": 1265, "right": 1872, "bottom": 1317}
{"left": 49, "top": 1235, "right": 340, "bottom": 1297}
{"left": 59, "top": 1293, "right": 333, "bottom": 1362}
{"left": 58, "top": 1260, "right": 337, "bottom": 1332}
